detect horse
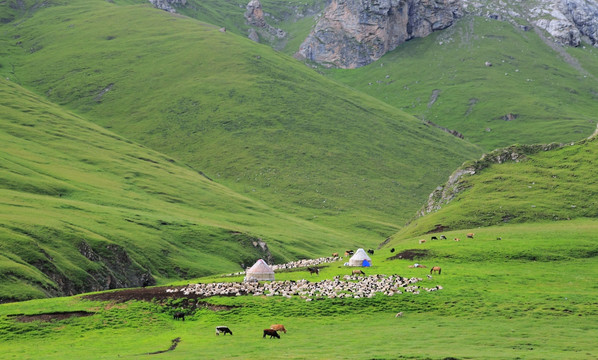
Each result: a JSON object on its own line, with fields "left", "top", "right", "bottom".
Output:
{"left": 430, "top": 266, "right": 442, "bottom": 275}
{"left": 307, "top": 267, "right": 320, "bottom": 275}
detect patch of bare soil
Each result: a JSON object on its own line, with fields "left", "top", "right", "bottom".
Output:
{"left": 387, "top": 249, "right": 430, "bottom": 261}
{"left": 82, "top": 286, "right": 238, "bottom": 311}
{"left": 9, "top": 311, "right": 95, "bottom": 323}
{"left": 83, "top": 286, "right": 190, "bottom": 302}
{"left": 146, "top": 337, "right": 181, "bottom": 355}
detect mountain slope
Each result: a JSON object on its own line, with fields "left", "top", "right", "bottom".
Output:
{"left": 325, "top": 15, "right": 598, "bottom": 152}
{"left": 0, "top": 78, "right": 361, "bottom": 301}
{"left": 0, "top": 0, "right": 482, "bottom": 239}
{"left": 387, "top": 133, "right": 598, "bottom": 241}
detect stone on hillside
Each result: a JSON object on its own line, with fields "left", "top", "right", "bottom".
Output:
{"left": 296, "top": 0, "right": 462, "bottom": 68}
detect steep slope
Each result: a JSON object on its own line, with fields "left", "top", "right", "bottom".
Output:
{"left": 0, "top": 0, "right": 482, "bottom": 239}
{"left": 326, "top": 15, "right": 598, "bottom": 152}
{"left": 387, "top": 132, "right": 598, "bottom": 240}
{"left": 0, "top": 78, "right": 359, "bottom": 301}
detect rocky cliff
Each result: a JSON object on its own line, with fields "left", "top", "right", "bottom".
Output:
{"left": 149, "top": 0, "right": 187, "bottom": 13}
{"left": 463, "top": 0, "right": 598, "bottom": 47}
{"left": 296, "top": 0, "right": 462, "bottom": 68}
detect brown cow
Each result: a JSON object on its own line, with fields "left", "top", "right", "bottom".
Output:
{"left": 352, "top": 269, "right": 366, "bottom": 275}
{"left": 270, "top": 324, "right": 287, "bottom": 334}
{"left": 332, "top": 252, "right": 339, "bottom": 257}
{"left": 466, "top": 233, "right": 475, "bottom": 238}
{"left": 263, "top": 329, "right": 280, "bottom": 339}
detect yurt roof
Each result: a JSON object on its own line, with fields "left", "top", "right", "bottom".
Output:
{"left": 350, "top": 248, "right": 371, "bottom": 261}
{"left": 246, "top": 259, "right": 274, "bottom": 274}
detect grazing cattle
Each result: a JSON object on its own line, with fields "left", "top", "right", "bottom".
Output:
{"left": 390, "top": 248, "right": 395, "bottom": 253}
{"left": 263, "top": 329, "right": 280, "bottom": 339}
{"left": 344, "top": 250, "right": 354, "bottom": 256}
{"left": 466, "top": 233, "right": 475, "bottom": 239}
{"left": 173, "top": 312, "right": 185, "bottom": 321}
{"left": 352, "top": 269, "right": 366, "bottom": 275}
{"left": 419, "top": 239, "right": 426, "bottom": 244}
{"left": 440, "top": 235, "right": 447, "bottom": 240}
{"left": 307, "top": 267, "right": 320, "bottom": 275}
{"left": 270, "top": 324, "right": 287, "bottom": 334}
{"left": 454, "top": 238, "right": 460, "bottom": 241}
{"left": 431, "top": 236, "right": 438, "bottom": 240}
{"left": 332, "top": 252, "right": 339, "bottom": 257}
{"left": 216, "top": 326, "right": 233, "bottom": 336}
{"left": 430, "top": 266, "right": 442, "bottom": 275}
{"left": 367, "top": 249, "right": 374, "bottom": 255}
{"left": 496, "top": 237, "right": 502, "bottom": 240}
{"left": 395, "top": 312, "right": 404, "bottom": 317}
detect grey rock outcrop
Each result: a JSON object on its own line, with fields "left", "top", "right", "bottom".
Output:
{"left": 463, "top": 0, "right": 598, "bottom": 47}
{"left": 296, "top": 0, "right": 462, "bottom": 68}
{"left": 244, "top": 0, "right": 287, "bottom": 42}
{"left": 149, "top": 0, "right": 187, "bottom": 13}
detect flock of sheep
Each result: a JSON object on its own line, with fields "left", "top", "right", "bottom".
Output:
{"left": 166, "top": 274, "right": 442, "bottom": 301}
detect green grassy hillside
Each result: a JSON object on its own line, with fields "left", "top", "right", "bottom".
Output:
{"left": 0, "top": 219, "right": 596, "bottom": 359}
{"left": 0, "top": 78, "right": 366, "bottom": 301}
{"left": 326, "top": 16, "right": 598, "bottom": 152}
{"left": 387, "top": 135, "right": 598, "bottom": 241}
{"left": 0, "top": 0, "right": 482, "bottom": 239}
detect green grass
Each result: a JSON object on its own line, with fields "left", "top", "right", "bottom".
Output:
{"left": 0, "top": 77, "right": 374, "bottom": 301}
{"left": 325, "top": 16, "right": 598, "bottom": 152}
{"left": 0, "top": 0, "right": 482, "bottom": 235}
{"left": 0, "top": 219, "right": 596, "bottom": 359}
{"left": 390, "top": 137, "right": 598, "bottom": 240}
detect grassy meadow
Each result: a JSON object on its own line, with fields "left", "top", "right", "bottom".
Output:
{"left": 0, "top": 78, "right": 367, "bottom": 300}
{"left": 1, "top": 0, "right": 598, "bottom": 358}
{"left": 0, "top": 220, "right": 597, "bottom": 359}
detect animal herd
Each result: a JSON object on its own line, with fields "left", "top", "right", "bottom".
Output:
{"left": 211, "top": 324, "right": 288, "bottom": 339}
{"left": 418, "top": 232, "right": 495, "bottom": 244}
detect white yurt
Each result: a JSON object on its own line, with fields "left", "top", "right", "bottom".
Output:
{"left": 244, "top": 259, "right": 275, "bottom": 281}
{"left": 348, "top": 248, "right": 372, "bottom": 266}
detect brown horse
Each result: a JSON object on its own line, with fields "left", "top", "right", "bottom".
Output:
{"left": 307, "top": 267, "right": 320, "bottom": 275}
{"left": 430, "top": 266, "right": 442, "bottom": 275}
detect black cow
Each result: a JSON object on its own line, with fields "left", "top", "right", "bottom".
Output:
{"left": 173, "top": 312, "right": 185, "bottom": 321}
{"left": 263, "top": 329, "right": 280, "bottom": 339}
{"left": 216, "top": 326, "right": 233, "bottom": 335}
{"left": 367, "top": 249, "right": 374, "bottom": 255}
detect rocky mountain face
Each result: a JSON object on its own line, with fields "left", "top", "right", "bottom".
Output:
{"left": 463, "top": 0, "right": 598, "bottom": 47}
{"left": 296, "top": 0, "right": 463, "bottom": 68}
{"left": 294, "top": 0, "right": 598, "bottom": 68}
